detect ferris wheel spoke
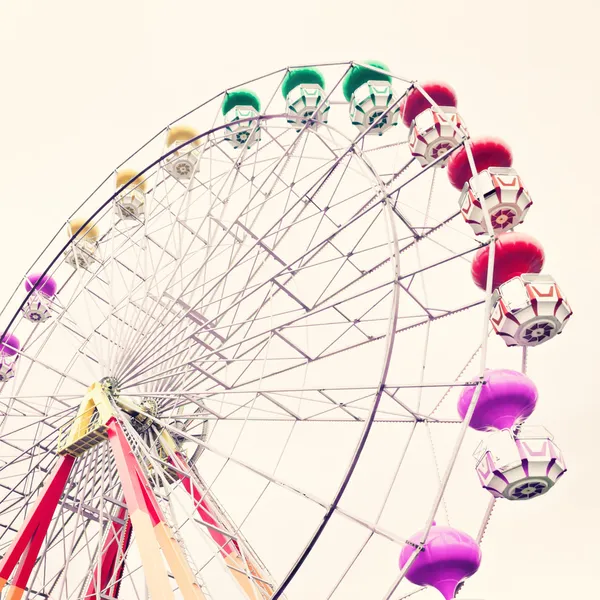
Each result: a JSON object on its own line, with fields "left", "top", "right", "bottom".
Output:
{"left": 307, "top": 207, "right": 466, "bottom": 314}
{"left": 311, "top": 204, "right": 385, "bottom": 308}
{"left": 103, "top": 225, "right": 204, "bottom": 374}
{"left": 115, "top": 197, "right": 387, "bottom": 388}
{"left": 105, "top": 162, "right": 232, "bottom": 376}
{"left": 111, "top": 158, "right": 278, "bottom": 380}
{"left": 153, "top": 125, "right": 301, "bottom": 298}
{"left": 27, "top": 258, "right": 133, "bottom": 375}
{"left": 0, "top": 314, "right": 96, "bottom": 424}
{"left": 62, "top": 263, "right": 114, "bottom": 373}
{"left": 290, "top": 390, "right": 393, "bottom": 422}
{"left": 13, "top": 345, "right": 89, "bottom": 389}
{"left": 0, "top": 410, "right": 74, "bottom": 480}
{"left": 324, "top": 417, "right": 419, "bottom": 599}
{"left": 117, "top": 261, "right": 475, "bottom": 404}
{"left": 51, "top": 312, "right": 107, "bottom": 371}
{"left": 269, "top": 132, "right": 313, "bottom": 251}
{"left": 122, "top": 222, "right": 319, "bottom": 388}
{"left": 162, "top": 297, "right": 396, "bottom": 395}
{"left": 118, "top": 274, "right": 395, "bottom": 393}
{"left": 0, "top": 455, "right": 62, "bottom": 540}
{"left": 103, "top": 247, "right": 213, "bottom": 377}
{"left": 102, "top": 218, "right": 159, "bottom": 376}
{"left": 123, "top": 410, "right": 417, "bottom": 555}
{"left": 150, "top": 451, "right": 404, "bottom": 599}
{"left": 152, "top": 385, "right": 449, "bottom": 424}
{"left": 115, "top": 195, "right": 308, "bottom": 380}
{"left": 112, "top": 124, "right": 376, "bottom": 382}
{"left": 105, "top": 206, "right": 123, "bottom": 378}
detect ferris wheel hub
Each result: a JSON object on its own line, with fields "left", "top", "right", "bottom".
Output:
{"left": 100, "top": 376, "right": 120, "bottom": 396}
{"left": 128, "top": 397, "right": 158, "bottom": 433}
{"left": 99, "top": 377, "right": 157, "bottom": 433}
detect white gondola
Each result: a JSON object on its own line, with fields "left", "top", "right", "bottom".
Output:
{"left": 23, "top": 291, "right": 53, "bottom": 322}
{"left": 349, "top": 80, "right": 400, "bottom": 136}
{"left": 64, "top": 219, "right": 100, "bottom": 269}
{"left": 0, "top": 334, "right": 19, "bottom": 383}
{"left": 115, "top": 169, "right": 146, "bottom": 220}
{"left": 224, "top": 106, "right": 261, "bottom": 150}
{"left": 286, "top": 84, "right": 330, "bottom": 132}
{"left": 475, "top": 426, "right": 566, "bottom": 500}
{"left": 459, "top": 167, "right": 533, "bottom": 235}
{"left": 490, "top": 274, "right": 573, "bottom": 347}
{"left": 163, "top": 125, "right": 202, "bottom": 180}
{"left": 22, "top": 273, "right": 57, "bottom": 323}
{"left": 408, "top": 107, "right": 467, "bottom": 167}
{"left": 0, "top": 359, "right": 15, "bottom": 383}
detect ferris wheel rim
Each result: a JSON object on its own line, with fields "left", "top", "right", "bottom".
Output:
{"left": 0, "top": 61, "right": 421, "bottom": 342}
{"left": 0, "top": 62, "right": 513, "bottom": 600}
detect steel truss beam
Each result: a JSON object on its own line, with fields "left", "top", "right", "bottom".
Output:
{"left": 106, "top": 417, "right": 205, "bottom": 600}
{"left": 0, "top": 454, "right": 75, "bottom": 600}
{"left": 0, "top": 389, "right": 209, "bottom": 600}
{"left": 167, "top": 446, "right": 274, "bottom": 599}
{"left": 83, "top": 501, "right": 132, "bottom": 600}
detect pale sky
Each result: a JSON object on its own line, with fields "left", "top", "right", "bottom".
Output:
{"left": 0, "top": 1, "right": 598, "bottom": 598}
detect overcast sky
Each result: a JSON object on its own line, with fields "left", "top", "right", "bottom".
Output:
{"left": 0, "top": 1, "right": 598, "bottom": 598}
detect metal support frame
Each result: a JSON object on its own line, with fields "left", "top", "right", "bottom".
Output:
{"left": 58, "top": 382, "right": 114, "bottom": 457}
{"left": 0, "top": 454, "right": 75, "bottom": 600}
{"left": 0, "top": 63, "right": 529, "bottom": 600}
{"left": 0, "top": 385, "right": 208, "bottom": 600}
{"left": 106, "top": 417, "right": 205, "bottom": 600}
{"left": 83, "top": 502, "right": 132, "bottom": 600}
{"left": 160, "top": 430, "right": 273, "bottom": 599}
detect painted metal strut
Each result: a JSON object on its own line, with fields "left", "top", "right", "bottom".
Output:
{"left": 0, "top": 454, "right": 75, "bottom": 600}
{"left": 107, "top": 417, "right": 205, "bottom": 600}
{"left": 83, "top": 501, "right": 132, "bottom": 599}
{"left": 0, "top": 383, "right": 208, "bottom": 600}
{"left": 0, "top": 382, "right": 277, "bottom": 599}
{"left": 161, "top": 431, "right": 274, "bottom": 599}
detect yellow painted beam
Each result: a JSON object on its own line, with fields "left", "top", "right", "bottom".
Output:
{"left": 154, "top": 522, "right": 206, "bottom": 600}
{"left": 129, "top": 510, "right": 175, "bottom": 600}
{"left": 4, "top": 584, "right": 25, "bottom": 600}
{"left": 61, "top": 382, "right": 114, "bottom": 451}
{"left": 225, "top": 554, "right": 274, "bottom": 599}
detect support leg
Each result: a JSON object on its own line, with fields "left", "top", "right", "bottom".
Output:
{"left": 107, "top": 418, "right": 205, "bottom": 600}
{"left": 84, "top": 503, "right": 132, "bottom": 600}
{"left": 0, "top": 454, "right": 75, "bottom": 599}
{"left": 169, "top": 450, "right": 274, "bottom": 599}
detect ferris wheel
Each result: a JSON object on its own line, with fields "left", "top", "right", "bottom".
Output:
{"left": 0, "top": 61, "right": 573, "bottom": 600}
